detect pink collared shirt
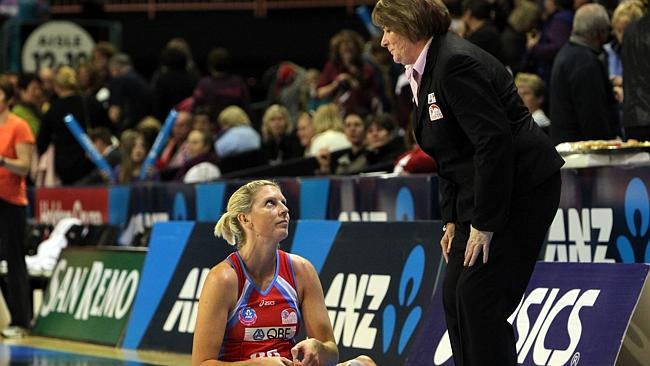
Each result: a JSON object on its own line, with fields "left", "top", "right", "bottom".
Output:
{"left": 405, "top": 37, "right": 433, "bottom": 106}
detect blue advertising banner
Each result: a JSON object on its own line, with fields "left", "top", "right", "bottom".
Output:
{"left": 116, "top": 183, "right": 197, "bottom": 246}
{"left": 122, "top": 222, "right": 196, "bottom": 349}
{"left": 127, "top": 222, "right": 235, "bottom": 352}
{"left": 544, "top": 167, "right": 650, "bottom": 263}
{"left": 325, "top": 175, "right": 439, "bottom": 222}
{"left": 40, "top": 175, "right": 439, "bottom": 226}
{"left": 511, "top": 263, "right": 647, "bottom": 366}
{"left": 186, "top": 175, "right": 437, "bottom": 223}
{"left": 192, "top": 178, "right": 301, "bottom": 223}
{"left": 33, "top": 164, "right": 650, "bottom": 261}
{"left": 126, "top": 220, "right": 443, "bottom": 363}
{"left": 407, "top": 262, "right": 649, "bottom": 366}
{"left": 292, "top": 221, "right": 443, "bottom": 365}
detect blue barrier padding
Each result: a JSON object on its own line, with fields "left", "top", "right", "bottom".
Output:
{"left": 196, "top": 183, "right": 226, "bottom": 222}
{"left": 122, "top": 222, "right": 195, "bottom": 349}
{"left": 290, "top": 220, "right": 340, "bottom": 274}
{"left": 108, "top": 186, "right": 131, "bottom": 226}
{"left": 299, "top": 178, "right": 330, "bottom": 220}
{"left": 396, "top": 187, "right": 415, "bottom": 221}
{"left": 172, "top": 192, "right": 188, "bottom": 220}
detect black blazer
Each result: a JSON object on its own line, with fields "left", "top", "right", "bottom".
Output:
{"left": 414, "top": 32, "right": 564, "bottom": 232}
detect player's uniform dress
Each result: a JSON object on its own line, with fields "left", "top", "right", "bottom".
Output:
{"left": 220, "top": 250, "right": 302, "bottom": 361}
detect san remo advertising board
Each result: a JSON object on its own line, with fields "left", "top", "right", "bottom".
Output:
{"left": 33, "top": 248, "right": 145, "bottom": 345}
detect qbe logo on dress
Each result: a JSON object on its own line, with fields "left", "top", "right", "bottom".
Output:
{"left": 244, "top": 326, "right": 297, "bottom": 341}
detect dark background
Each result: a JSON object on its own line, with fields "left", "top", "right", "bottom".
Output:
{"left": 55, "top": 8, "right": 373, "bottom": 102}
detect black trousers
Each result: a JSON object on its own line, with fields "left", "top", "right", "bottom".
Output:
{"left": 0, "top": 199, "right": 32, "bottom": 327}
{"left": 442, "top": 171, "right": 561, "bottom": 366}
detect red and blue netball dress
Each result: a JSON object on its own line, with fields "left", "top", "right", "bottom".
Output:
{"left": 220, "top": 249, "right": 302, "bottom": 361}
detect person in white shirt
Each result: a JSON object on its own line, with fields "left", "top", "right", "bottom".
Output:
{"left": 307, "top": 103, "right": 351, "bottom": 156}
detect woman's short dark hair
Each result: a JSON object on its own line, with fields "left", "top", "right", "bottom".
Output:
{"left": 17, "top": 73, "right": 41, "bottom": 91}
{"left": 368, "top": 113, "right": 398, "bottom": 133}
{"left": 207, "top": 47, "right": 231, "bottom": 74}
{"left": 89, "top": 127, "right": 114, "bottom": 146}
{"left": 463, "top": 0, "right": 494, "bottom": 20}
{"left": 372, "top": 0, "right": 451, "bottom": 41}
{"left": 160, "top": 47, "right": 188, "bottom": 70}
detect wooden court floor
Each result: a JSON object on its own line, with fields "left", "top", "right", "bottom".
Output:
{"left": 0, "top": 336, "right": 191, "bottom": 365}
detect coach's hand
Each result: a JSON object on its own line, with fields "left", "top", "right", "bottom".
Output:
{"left": 440, "top": 223, "right": 455, "bottom": 263}
{"left": 464, "top": 225, "right": 493, "bottom": 267}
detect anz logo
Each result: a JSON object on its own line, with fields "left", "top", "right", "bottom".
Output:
{"left": 382, "top": 245, "right": 424, "bottom": 354}
{"left": 163, "top": 267, "right": 209, "bottom": 333}
{"left": 324, "top": 245, "right": 425, "bottom": 355}
{"left": 545, "top": 177, "right": 650, "bottom": 264}
{"left": 616, "top": 178, "right": 650, "bottom": 263}
{"left": 544, "top": 208, "right": 615, "bottom": 263}
{"left": 324, "top": 273, "right": 389, "bottom": 349}
{"left": 337, "top": 186, "right": 416, "bottom": 222}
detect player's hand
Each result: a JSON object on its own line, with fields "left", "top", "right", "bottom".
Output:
{"left": 292, "top": 338, "right": 323, "bottom": 366}
{"left": 440, "top": 223, "right": 455, "bottom": 263}
{"left": 252, "top": 357, "right": 293, "bottom": 365}
{"left": 464, "top": 225, "right": 493, "bottom": 267}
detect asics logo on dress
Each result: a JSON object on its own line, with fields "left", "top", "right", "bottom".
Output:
{"left": 259, "top": 300, "right": 275, "bottom": 307}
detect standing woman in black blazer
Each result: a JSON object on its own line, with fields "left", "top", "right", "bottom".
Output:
{"left": 373, "top": 1, "right": 564, "bottom": 365}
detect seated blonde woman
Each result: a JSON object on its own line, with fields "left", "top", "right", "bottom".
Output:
{"left": 214, "top": 105, "right": 261, "bottom": 158}
{"left": 193, "top": 180, "right": 338, "bottom": 365}
{"left": 515, "top": 73, "right": 551, "bottom": 133}
{"left": 261, "top": 104, "right": 303, "bottom": 164}
{"left": 307, "top": 103, "right": 351, "bottom": 156}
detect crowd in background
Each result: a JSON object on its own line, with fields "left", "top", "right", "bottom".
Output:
{"left": 1, "top": 0, "right": 649, "bottom": 187}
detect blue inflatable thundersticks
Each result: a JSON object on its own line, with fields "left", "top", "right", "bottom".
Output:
{"left": 139, "top": 109, "right": 178, "bottom": 179}
{"left": 356, "top": 5, "right": 380, "bottom": 37}
{"left": 63, "top": 114, "right": 115, "bottom": 182}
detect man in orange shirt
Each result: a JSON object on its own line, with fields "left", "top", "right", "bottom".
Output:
{"left": 0, "top": 76, "right": 35, "bottom": 338}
